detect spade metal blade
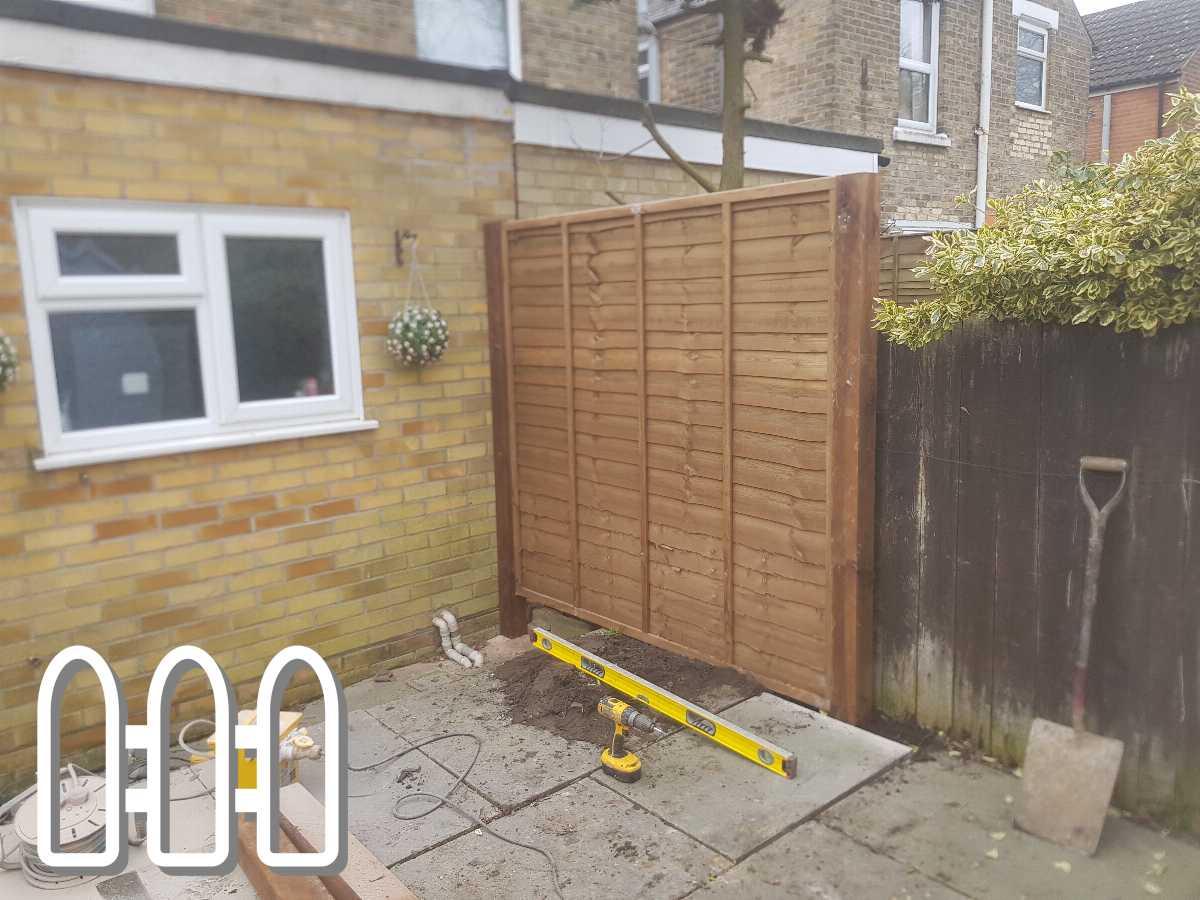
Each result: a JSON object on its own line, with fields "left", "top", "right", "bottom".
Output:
{"left": 1015, "top": 717, "right": 1124, "bottom": 856}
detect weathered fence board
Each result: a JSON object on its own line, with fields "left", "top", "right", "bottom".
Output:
{"left": 488, "top": 177, "right": 880, "bottom": 720}
{"left": 875, "top": 234, "right": 1200, "bottom": 827}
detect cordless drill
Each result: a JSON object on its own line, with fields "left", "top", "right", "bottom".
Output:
{"left": 597, "top": 697, "right": 668, "bottom": 783}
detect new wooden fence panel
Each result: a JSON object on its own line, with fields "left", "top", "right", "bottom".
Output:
{"left": 490, "top": 177, "right": 879, "bottom": 719}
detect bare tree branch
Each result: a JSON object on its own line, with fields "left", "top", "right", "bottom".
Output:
{"left": 640, "top": 103, "right": 717, "bottom": 193}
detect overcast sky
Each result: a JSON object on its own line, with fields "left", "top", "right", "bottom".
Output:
{"left": 1074, "top": 0, "right": 1146, "bottom": 13}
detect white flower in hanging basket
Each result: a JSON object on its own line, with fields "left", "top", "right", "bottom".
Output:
{"left": 387, "top": 305, "right": 450, "bottom": 367}
{"left": 0, "top": 331, "right": 17, "bottom": 391}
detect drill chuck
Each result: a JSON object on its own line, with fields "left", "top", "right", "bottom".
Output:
{"left": 597, "top": 697, "right": 667, "bottom": 736}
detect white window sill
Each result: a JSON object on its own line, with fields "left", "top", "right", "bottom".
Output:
{"left": 892, "top": 126, "right": 952, "bottom": 147}
{"left": 33, "top": 418, "right": 380, "bottom": 471}
{"left": 1015, "top": 102, "right": 1050, "bottom": 114}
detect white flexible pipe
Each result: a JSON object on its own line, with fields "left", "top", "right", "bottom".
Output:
{"left": 439, "top": 610, "right": 483, "bottom": 667}
{"left": 433, "top": 615, "right": 473, "bottom": 668}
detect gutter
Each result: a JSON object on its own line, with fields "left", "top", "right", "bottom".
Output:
{"left": 1089, "top": 70, "right": 1183, "bottom": 95}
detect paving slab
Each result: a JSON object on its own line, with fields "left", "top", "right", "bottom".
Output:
{"left": 689, "top": 820, "right": 961, "bottom": 899}
{"left": 601, "top": 692, "right": 910, "bottom": 861}
{"left": 302, "top": 709, "right": 498, "bottom": 866}
{"left": 121, "top": 866, "right": 252, "bottom": 900}
{"left": 821, "top": 755, "right": 1200, "bottom": 900}
{"left": 393, "top": 776, "right": 730, "bottom": 900}
{"left": 367, "top": 669, "right": 601, "bottom": 810}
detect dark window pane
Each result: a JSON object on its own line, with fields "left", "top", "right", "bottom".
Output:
{"left": 1018, "top": 27, "right": 1045, "bottom": 54}
{"left": 638, "top": 47, "right": 649, "bottom": 66}
{"left": 899, "top": 0, "right": 931, "bottom": 63}
{"left": 899, "top": 69, "right": 931, "bottom": 122}
{"left": 56, "top": 233, "right": 180, "bottom": 276}
{"left": 49, "top": 310, "right": 204, "bottom": 431}
{"left": 1016, "top": 55, "right": 1044, "bottom": 105}
{"left": 415, "top": 0, "right": 507, "bottom": 69}
{"left": 226, "top": 237, "right": 334, "bottom": 403}
{"left": 639, "top": 76, "right": 650, "bottom": 101}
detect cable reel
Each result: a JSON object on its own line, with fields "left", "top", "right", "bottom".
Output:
{"left": 11, "top": 765, "right": 107, "bottom": 890}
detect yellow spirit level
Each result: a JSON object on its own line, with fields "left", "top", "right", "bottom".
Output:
{"left": 530, "top": 626, "right": 797, "bottom": 779}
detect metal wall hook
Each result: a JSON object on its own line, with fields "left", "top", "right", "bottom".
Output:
{"left": 394, "top": 230, "right": 418, "bottom": 266}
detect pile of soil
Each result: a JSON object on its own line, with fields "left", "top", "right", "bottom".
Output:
{"left": 493, "top": 631, "right": 759, "bottom": 746}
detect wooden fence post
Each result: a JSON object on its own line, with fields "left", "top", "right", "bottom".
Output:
{"left": 485, "top": 221, "right": 527, "bottom": 638}
{"left": 828, "top": 173, "right": 881, "bottom": 723}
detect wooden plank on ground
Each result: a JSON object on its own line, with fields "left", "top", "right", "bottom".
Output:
{"left": 279, "top": 783, "right": 419, "bottom": 900}
{"left": 237, "top": 814, "right": 332, "bottom": 900}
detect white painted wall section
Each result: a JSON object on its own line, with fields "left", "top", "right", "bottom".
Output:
{"left": 513, "top": 103, "right": 879, "bottom": 176}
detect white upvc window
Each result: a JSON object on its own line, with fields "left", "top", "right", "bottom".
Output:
{"left": 637, "top": 0, "right": 662, "bottom": 103}
{"left": 638, "top": 34, "right": 662, "bottom": 102}
{"left": 898, "top": 0, "right": 940, "bottom": 132}
{"left": 1015, "top": 20, "right": 1049, "bottom": 111}
{"left": 14, "top": 199, "right": 372, "bottom": 471}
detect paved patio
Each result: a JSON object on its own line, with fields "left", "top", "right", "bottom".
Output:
{"left": 3, "top": 632, "right": 1199, "bottom": 899}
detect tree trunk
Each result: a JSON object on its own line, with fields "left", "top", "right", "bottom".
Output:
{"left": 719, "top": 0, "right": 746, "bottom": 191}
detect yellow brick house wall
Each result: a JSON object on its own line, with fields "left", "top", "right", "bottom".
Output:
{"left": 0, "top": 68, "right": 514, "bottom": 795}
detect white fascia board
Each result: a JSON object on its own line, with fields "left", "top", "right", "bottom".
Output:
{"left": 513, "top": 103, "right": 878, "bottom": 177}
{"left": 0, "top": 19, "right": 512, "bottom": 122}
{"left": 1012, "top": 0, "right": 1059, "bottom": 29}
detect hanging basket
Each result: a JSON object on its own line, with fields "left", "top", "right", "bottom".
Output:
{"left": 387, "top": 306, "right": 450, "bottom": 368}
{"left": 387, "top": 236, "right": 450, "bottom": 368}
{"left": 0, "top": 331, "right": 16, "bottom": 391}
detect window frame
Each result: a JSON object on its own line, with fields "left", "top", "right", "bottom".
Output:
{"left": 637, "top": 0, "right": 662, "bottom": 104}
{"left": 638, "top": 33, "right": 662, "bottom": 103}
{"left": 897, "top": 0, "right": 941, "bottom": 133}
{"left": 1015, "top": 19, "right": 1049, "bottom": 111}
{"left": 14, "top": 198, "right": 371, "bottom": 470}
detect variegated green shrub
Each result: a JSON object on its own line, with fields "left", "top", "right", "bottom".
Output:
{"left": 875, "top": 89, "right": 1200, "bottom": 349}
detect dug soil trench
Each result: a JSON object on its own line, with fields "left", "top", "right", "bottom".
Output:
{"left": 492, "top": 631, "right": 759, "bottom": 747}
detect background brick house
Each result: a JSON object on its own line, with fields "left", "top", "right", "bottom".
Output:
{"left": 1083, "top": 0, "right": 1200, "bottom": 163}
{"left": 0, "top": 0, "right": 880, "bottom": 795}
{"left": 647, "top": 0, "right": 1091, "bottom": 230}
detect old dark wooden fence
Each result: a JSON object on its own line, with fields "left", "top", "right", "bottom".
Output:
{"left": 875, "top": 236, "right": 1200, "bottom": 827}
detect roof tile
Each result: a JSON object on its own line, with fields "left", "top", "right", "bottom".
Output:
{"left": 1084, "top": 0, "right": 1200, "bottom": 91}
